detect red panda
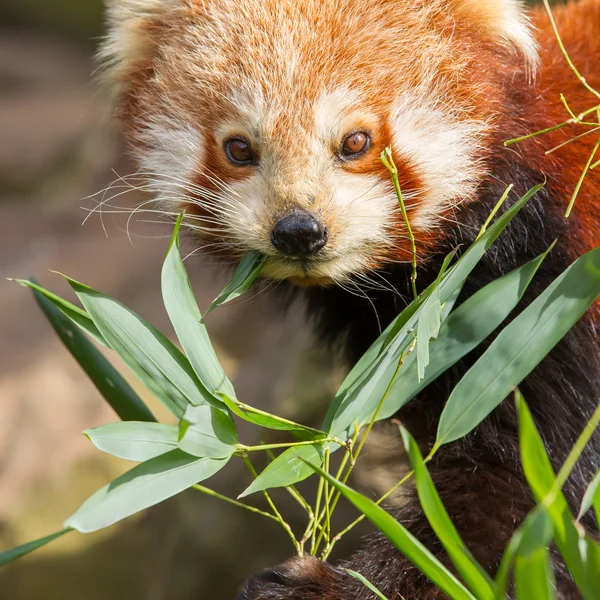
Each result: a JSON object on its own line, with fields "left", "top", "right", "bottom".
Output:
{"left": 101, "top": 0, "right": 600, "bottom": 598}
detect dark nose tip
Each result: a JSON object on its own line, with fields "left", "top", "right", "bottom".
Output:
{"left": 271, "top": 209, "right": 328, "bottom": 257}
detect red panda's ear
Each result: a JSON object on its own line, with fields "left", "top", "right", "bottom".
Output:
{"left": 99, "top": 0, "right": 176, "bottom": 96}
{"left": 451, "top": 0, "right": 539, "bottom": 74}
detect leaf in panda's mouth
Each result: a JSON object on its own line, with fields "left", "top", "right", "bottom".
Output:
{"left": 208, "top": 250, "right": 268, "bottom": 312}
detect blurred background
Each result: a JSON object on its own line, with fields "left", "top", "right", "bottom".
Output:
{"left": 0, "top": 2, "right": 363, "bottom": 598}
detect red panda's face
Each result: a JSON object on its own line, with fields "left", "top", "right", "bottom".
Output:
{"left": 104, "top": 0, "right": 538, "bottom": 286}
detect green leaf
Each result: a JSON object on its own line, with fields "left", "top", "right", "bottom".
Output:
{"left": 161, "top": 214, "right": 235, "bottom": 398}
{"left": 578, "top": 468, "right": 600, "bottom": 521}
{"left": 30, "top": 283, "right": 155, "bottom": 423}
{"left": 378, "top": 250, "right": 549, "bottom": 422}
{"left": 416, "top": 275, "right": 442, "bottom": 381}
{"left": 14, "top": 278, "right": 106, "bottom": 346}
{"left": 0, "top": 529, "right": 72, "bottom": 567}
{"left": 65, "top": 275, "right": 217, "bottom": 418}
{"left": 514, "top": 508, "right": 556, "bottom": 600}
{"left": 301, "top": 458, "right": 476, "bottom": 600}
{"left": 208, "top": 250, "right": 267, "bottom": 312}
{"left": 84, "top": 422, "right": 178, "bottom": 461}
{"left": 220, "top": 394, "right": 325, "bottom": 439}
{"left": 401, "top": 427, "right": 495, "bottom": 600}
{"left": 65, "top": 450, "right": 229, "bottom": 533}
{"left": 346, "top": 570, "right": 389, "bottom": 600}
{"left": 326, "top": 184, "right": 543, "bottom": 439}
{"left": 437, "top": 245, "right": 600, "bottom": 448}
{"left": 178, "top": 404, "right": 238, "bottom": 459}
{"left": 239, "top": 444, "right": 325, "bottom": 498}
{"left": 517, "top": 394, "right": 599, "bottom": 599}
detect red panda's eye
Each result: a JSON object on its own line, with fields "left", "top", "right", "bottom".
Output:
{"left": 341, "top": 131, "right": 371, "bottom": 158}
{"left": 224, "top": 138, "right": 255, "bottom": 165}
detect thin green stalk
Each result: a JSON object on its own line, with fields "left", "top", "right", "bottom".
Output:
{"left": 591, "top": 157, "right": 600, "bottom": 170}
{"left": 310, "top": 468, "right": 326, "bottom": 555}
{"left": 545, "top": 126, "right": 600, "bottom": 155}
{"left": 319, "top": 339, "right": 417, "bottom": 541}
{"left": 323, "top": 448, "right": 332, "bottom": 547}
{"left": 234, "top": 401, "right": 324, "bottom": 435}
{"left": 192, "top": 484, "right": 278, "bottom": 522}
{"left": 264, "top": 447, "right": 313, "bottom": 516}
{"left": 353, "top": 338, "right": 417, "bottom": 463}
{"left": 476, "top": 185, "right": 513, "bottom": 239}
{"left": 242, "top": 454, "right": 300, "bottom": 553}
{"left": 542, "top": 0, "right": 600, "bottom": 100}
{"left": 560, "top": 93, "right": 579, "bottom": 121}
{"left": 381, "top": 147, "right": 418, "bottom": 300}
{"left": 565, "top": 136, "right": 600, "bottom": 217}
{"left": 322, "top": 469, "right": 416, "bottom": 560}
{"left": 240, "top": 438, "right": 336, "bottom": 453}
{"left": 504, "top": 120, "right": 577, "bottom": 146}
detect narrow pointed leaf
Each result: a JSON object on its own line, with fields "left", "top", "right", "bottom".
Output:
{"left": 208, "top": 250, "right": 267, "bottom": 312}
{"left": 514, "top": 508, "right": 555, "bottom": 600}
{"left": 239, "top": 444, "right": 324, "bottom": 498}
{"left": 518, "top": 395, "right": 599, "bottom": 598}
{"left": 65, "top": 276, "right": 217, "bottom": 418}
{"left": 30, "top": 283, "right": 155, "bottom": 422}
{"left": 578, "top": 469, "right": 600, "bottom": 521}
{"left": 301, "top": 458, "right": 476, "bottom": 600}
{"left": 437, "top": 245, "right": 600, "bottom": 447}
{"left": 0, "top": 529, "right": 72, "bottom": 567}
{"left": 65, "top": 450, "right": 229, "bottom": 533}
{"left": 84, "top": 422, "right": 178, "bottom": 461}
{"left": 178, "top": 404, "right": 238, "bottom": 459}
{"left": 378, "top": 250, "right": 549, "bottom": 421}
{"left": 346, "top": 570, "right": 389, "bottom": 600}
{"left": 401, "top": 427, "right": 495, "bottom": 599}
{"left": 220, "top": 394, "right": 325, "bottom": 438}
{"left": 161, "top": 214, "right": 235, "bottom": 397}
{"left": 15, "top": 279, "right": 106, "bottom": 346}
{"left": 416, "top": 279, "right": 442, "bottom": 381}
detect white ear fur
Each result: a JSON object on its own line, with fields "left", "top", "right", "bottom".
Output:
{"left": 99, "top": 0, "right": 174, "bottom": 89}
{"left": 453, "top": 0, "right": 539, "bottom": 74}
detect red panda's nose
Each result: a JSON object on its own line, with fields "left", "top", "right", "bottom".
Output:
{"left": 271, "top": 209, "right": 328, "bottom": 258}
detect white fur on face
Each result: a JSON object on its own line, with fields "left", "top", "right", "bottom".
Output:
{"left": 136, "top": 117, "right": 205, "bottom": 211}
{"left": 390, "top": 91, "right": 488, "bottom": 229}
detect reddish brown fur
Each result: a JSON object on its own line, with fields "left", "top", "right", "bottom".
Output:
{"left": 103, "top": 1, "right": 600, "bottom": 598}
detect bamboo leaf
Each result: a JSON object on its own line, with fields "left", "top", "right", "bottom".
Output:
{"left": 514, "top": 508, "right": 556, "bottom": 600}
{"left": 208, "top": 251, "right": 267, "bottom": 312}
{"left": 220, "top": 394, "right": 325, "bottom": 438}
{"left": 0, "top": 529, "right": 72, "bottom": 567}
{"left": 401, "top": 427, "right": 495, "bottom": 599}
{"left": 30, "top": 282, "right": 155, "bottom": 422}
{"left": 239, "top": 444, "right": 324, "bottom": 498}
{"left": 84, "top": 422, "right": 178, "bottom": 461}
{"left": 346, "top": 570, "right": 389, "bottom": 600}
{"left": 65, "top": 450, "right": 229, "bottom": 533}
{"left": 14, "top": 279, "right": 106, "bottom": 346}
{"left": 379, "top": 251, "right": 549, "bottom": 422}
{"left": 65, "top": 275, "right": 218, "bottom": 418}
{"left": 437, "top": 245, "right": 600, "bottom": 448}
{"left": 578, "top": 469, "right": 600, "bottom": 521}
{"left": 517, "top": 394, "right": 599, "bottom": 598}
{"left": 178, "top": 404, "right": 238, "bottom": 459}
{"left": 161, "top": 214, "right": 235, "bottom": 398}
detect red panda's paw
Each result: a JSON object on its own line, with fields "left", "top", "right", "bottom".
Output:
{"left": 235, "top": 557, "right": 348, "bottom": 600}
